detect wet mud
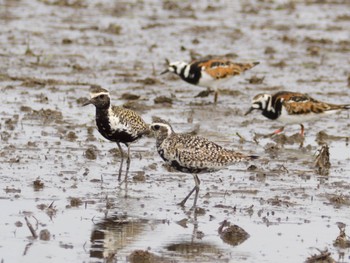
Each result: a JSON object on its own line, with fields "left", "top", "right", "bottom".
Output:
{"left": 1, "top": 0, "right": 350, "bottom": 262}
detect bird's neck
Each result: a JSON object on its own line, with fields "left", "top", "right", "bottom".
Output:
{"left": 156, "top": 131, "right": 173, "bottom": 149}
{"left": 95, "top": 105, "right": 110, "bottom": 121}
{"left": 261, "top": 96, "right": 281, "bottom": 120}
{"left": 178, "top": 64, "right": 200, "bottom": 84}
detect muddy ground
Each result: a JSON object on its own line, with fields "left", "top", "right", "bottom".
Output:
{"left": 1, "top": 0, "right": 350, "bottom": 262}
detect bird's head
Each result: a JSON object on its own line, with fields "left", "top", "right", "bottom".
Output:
{"left": 82, "top": 86, "right": 110, "bottom": 109}
{"left": 150, "top": 117, "right": 174, "bottom": 141}
{"left": 245, "top": 93, "right": 271, "bottom": 115}
{"left": 161, "top": 61, "right": 188, "bottom": 75}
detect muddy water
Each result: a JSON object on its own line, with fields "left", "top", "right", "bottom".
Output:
{"left": 1, "top": 0, "right": 350, "bottom": 262}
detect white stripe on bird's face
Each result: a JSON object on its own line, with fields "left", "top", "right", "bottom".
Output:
{"left": 151, "top": 122, "right": 173, "bottom": 137}
{"left": 90, "top": 91, "right": 109, "bottom": 98}
{"left": 251, "top": 94, "right": 274, "bottom": 112}
{"left": 168, "top": 61, "right": 188, "bottom": 75}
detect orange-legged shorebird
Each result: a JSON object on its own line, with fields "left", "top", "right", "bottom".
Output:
{"left": 161, "top": 58, "right": 259, "bottom": 103}
{"left": 150, "top": 117, "right": 258, "bottom": 209}
{"left": 245, "top": 91, "right": 350, "bottom": 136}
{"left": 83, "top": 86, "right": 149, "bottom": 181}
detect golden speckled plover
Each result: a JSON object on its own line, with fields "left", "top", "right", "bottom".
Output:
{"left": 150, "top": 117, "right": 258, "bottom": 209}
{"left": 245, "top": 91, "right": 350, "bottom": 136}
{"left": 161, "top": 58, "right": 259, "bottom": 103}
{"left": 83, "top": 86, "right": 149, "bottom": 182}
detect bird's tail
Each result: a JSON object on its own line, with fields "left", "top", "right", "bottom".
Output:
{"left": 343, "top": 104, "right": 350, "bottom": 110}
{"left": 241, "top": 61, "right": 260, "bottom": 72}
{"left": 249, "top": 155, "right": 259, "bottom": 160}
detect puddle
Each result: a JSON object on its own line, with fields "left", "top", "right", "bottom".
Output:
{"left": 1, "top": 0, "right": 350, "bottom": 262}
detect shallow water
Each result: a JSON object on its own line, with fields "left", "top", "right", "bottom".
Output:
{"left": 1, "top": 0, "right": 350, "bottom": 262}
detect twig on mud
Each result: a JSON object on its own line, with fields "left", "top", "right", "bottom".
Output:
{"left": 236, "top": 132, "right": 246, "bottom": 143}
{"left": 278, "top": 165, "right": 289, "bottom": 173}
{"left": 24, "top": 217, "right": 38, "bottom": 239}
{"left": 22, "top": 242, "right": 33, "bottom": 256}
{"left": 223, "top": 190, "right": 228, "bottom": 200}
{"left": 83, "top": 241, "right": 87, "bottom": 252}
{"left": 32, "top": 216, "right": 39, "bottom": 230}
{"left": 91, "top": 216, "right": 97, "bottom": 225}
{"left": 48, "top": 201, "right": 55, "bottom": 209}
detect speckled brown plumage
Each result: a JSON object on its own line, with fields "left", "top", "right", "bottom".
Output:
{"left": 150, "top": 117, "right": 257, "bottom": 208}
{"left": 197, "top": 59, "right": 259, "bottom": 80}
{"left": 83, "top": 86, "right": 149, "bottom": 182}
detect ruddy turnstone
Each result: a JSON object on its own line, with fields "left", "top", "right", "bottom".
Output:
{"left": 150, "top": 117, "right": 258, "bottom": 209}
{"left": 245, "top": 91, "right": 350, "bottom": 136}
{"left": 161, "top": 58, "right": 259, "bottom": 103}
{"left": 83, "top": 86, "right": 149, "bottom": 181}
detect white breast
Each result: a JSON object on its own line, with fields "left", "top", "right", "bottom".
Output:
{"left": 108, "top": 108, "right": 127, "bottom": 132}
{"left": 198, "top": 71, "right": 230, "bottom": 89}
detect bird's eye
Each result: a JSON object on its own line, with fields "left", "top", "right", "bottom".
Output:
{"left": 153, "top": 125, "right": 160, "bottom": 131}
{"left": 98, "top": 95, "right": 104, "bottom": 99}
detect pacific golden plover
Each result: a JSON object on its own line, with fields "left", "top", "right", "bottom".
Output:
{"left": 83, "top": 86, "right": 149, "bottom": 181}
{"left": 150, "top": 117, "right": 258, "bottom": 209}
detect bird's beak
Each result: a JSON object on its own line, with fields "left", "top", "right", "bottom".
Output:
{"left": 160, "top": 69, "right": 169, "bottom": 75}
{"left": 82, "top": 99, "right": 92, "bottom": 106}
{"left": 244, "top": 107, "right": 254, "bottom": 116}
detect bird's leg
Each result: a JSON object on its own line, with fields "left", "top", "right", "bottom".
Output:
{"left": 273, "top": 126, "right": 285, "bottom": 135}
{"left": 264, "top": 126, "right": 284, "bottom": 138}
{"left": 178, "top": 174, "right": 201, "bottom": 208}
{"left": 299, "top": 124, "right": 305, "bottom": 148}
{"left": 125, "top": 144, "right": 131, "bottom": 182}
{"left": 300, "top": 124, "right": 305, "bottom": 137}
{"left": 214, "top": 89, "right": 219, "bottom": 104}
{"left": 178, "top": 186, "right": 196, "bottom": 207}
{"left": 116, "top": 142, "right": 124, "bottom": 181}
{"left": 191, "top": 174, "right": 201, "bottom": 210}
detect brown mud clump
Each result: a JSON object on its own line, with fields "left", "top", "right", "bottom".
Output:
{"left": 305, "top": 249, "right": 335, "bottom": 263}
{"left": 333, "top": 223, "right": 350, "bottom": 248}
{"left": 133, "top": 171, "right": 146, "bottom": 182}
{"left": 39, "top": 229, "right": 51, "bottom": 241}
{"left": 121, "top": 93, "right": 141, "bottom": 100}
{"left": 128, "top": 249, "right": 173, "bottom": 263}
{"left": 69, "top": 197, "right": 83, "bottom": 207}
{"left": 154, "top": 96, "right": 173, "bottom": 105}
{"left": 195, "top": 88, "right": 214, "bottom": 98}
{"left": 85, "top": 146, "right": 97, "bottom": 160}
{"left": 218, "top": 220, "right": 249, "bottom": 246}
{"left": 33, "top": 178, "right": 44, "bottom": 191}
{"left": 248, "top": 75, "right": 265, "bottom": 84}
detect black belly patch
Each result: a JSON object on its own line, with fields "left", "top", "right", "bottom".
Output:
{"left": 170, "top": 160, "right": 208, "bottom": 174}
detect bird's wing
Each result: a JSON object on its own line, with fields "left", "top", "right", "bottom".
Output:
{"left": 110, "top": 106, "right": 149, "bottom": 133}
{"left": 280, "top": 93, "right": 340, "bottom": 114}
{"left": 196, "top": 59, "right": 256, "bottom": 79}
